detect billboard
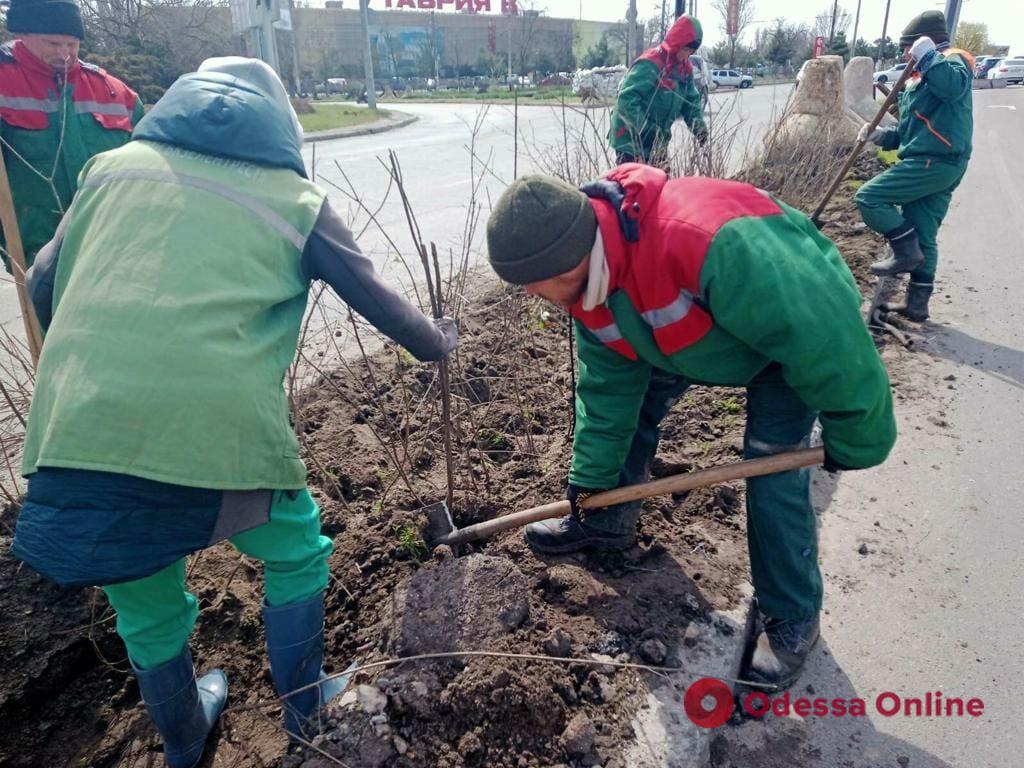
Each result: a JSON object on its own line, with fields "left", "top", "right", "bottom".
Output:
{"left": 382, "top": 0, "right": 518, "bottom": 12}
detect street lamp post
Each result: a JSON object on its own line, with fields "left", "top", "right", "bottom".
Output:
{"left": 675, "top": 0, "right": 685, "bottom": 20}
{"left": 359, "top": 0, "right": 376, "bottom": 109}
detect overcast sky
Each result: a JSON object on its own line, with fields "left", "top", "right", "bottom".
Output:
{"left": 540, "top": 0, "right": 1024, "bottom": 54}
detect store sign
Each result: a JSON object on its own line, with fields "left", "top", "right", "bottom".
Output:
{"left": 383, "top": 0, "right": 518, "bottom": 12}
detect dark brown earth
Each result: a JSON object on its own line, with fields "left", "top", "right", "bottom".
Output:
{"left": 0, "top": 151, "right": 889, "bottom": 768}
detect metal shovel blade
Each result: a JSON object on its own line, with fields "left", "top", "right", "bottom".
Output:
{"left": 422, "top": 501, "right": 456, "bottom": 547}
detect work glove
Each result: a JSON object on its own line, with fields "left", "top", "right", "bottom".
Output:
{"left": 432, "top": 316, "right": 459, "bottom": 357}
{"left": 822, "top": 452, "right": 858, "bottom": 474}
{"left": 909, "top": 36, "right": 936, "bottom": 64}
{"left": 857, "top": 123, "right": 885, "bottom": 145}
{"left": 579, "top": 179, "right": 640, "bottom": 243}
{"left": 693, "top": 126, "right": 710, "bottom": 147}
{"left": 566, "top": 483, "right": 608, "bottom": 523}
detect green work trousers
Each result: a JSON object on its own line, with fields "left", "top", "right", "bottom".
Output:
{"left": 603, "top": 365, "right": 821, "bottom": 619}
{"left": 855, "top": 157, "right": 967, "bottom": 284}
{"left": 102, "top": 488, "right": 332, "bottom": 669}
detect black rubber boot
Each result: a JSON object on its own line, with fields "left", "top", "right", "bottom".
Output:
{"left": 525, "top": 506, "right": 639, "bottom": 555}
{"left": 882, "top": 282, "right": 933, "bottom": 322}
{"left": 871, "top": 225, "right": 925, "bottom": 276}
{"left": 742, "top": 612, "right": 820, "bottom": 692}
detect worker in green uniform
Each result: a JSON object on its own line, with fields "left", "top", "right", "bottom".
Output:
{"left": 855, "top": 10, "right": 973, "bottom": 321}
{"left": 12, "top": 58, "right": 458, "bottom": 768}
{"left": 608, "top": 14, "right": 707, "bottom": 167}
{"left": 485, "top": 165, "right": 896, "bottom": 689}
{"left": 0, "top": 0, "right": 144, "bottom": 270}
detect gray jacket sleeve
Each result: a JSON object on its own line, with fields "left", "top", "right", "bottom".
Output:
{"left": 25, "top": 213, "right": 68, "bottom": 332}
{"left": 301, "top": 200, "right": 451, "bottom": 362}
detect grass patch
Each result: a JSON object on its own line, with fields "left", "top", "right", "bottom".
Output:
{"left": 876, "top": 149, "right": 899, "bottom": 166}
{"left": 298, "top": 104, "right": 388, "bottom": 133}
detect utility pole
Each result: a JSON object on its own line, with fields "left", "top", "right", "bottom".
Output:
{"left": 878, "top": 0, "right": 891, "bottom": 69}
{"left": 507, "top": 12, "right": 512, "bottom": 82}
{"left": 851, "top": 0, "right": 862, "bottom": 55}
{"left": 626, "top": 0, "right": 637, "bottom": 64}
{"left": 659, "top": 0, "right": 667, "bottom": 39}
{"left": 359, "top": 0, "right": 377, "bottom": 109}
{"left": 257, "top": 0, "right": 280, "bottom": 73}
{"left": 943, "top": 0, "right": 963, "bottom": 40}
{"left": 828, "top": 0, "right": 839, "bottom": 44}
{"left": 674, "top": 0, "right": 684, "bottom": 19}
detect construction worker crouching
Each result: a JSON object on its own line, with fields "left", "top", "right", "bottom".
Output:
{"left": 11, "top": 59, "right": 457, "bottom": 768}
{"left": 855, "top": 10, "right": 973, "bottom": 321}
{"left": 485, "top": 165, "right": 896, "bottom": 690}
{"left": 608, "top": 14, "right": 708, "bottom": 168}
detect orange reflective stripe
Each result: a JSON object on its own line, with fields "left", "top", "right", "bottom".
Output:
{"left": 914, "top": 110, "right": 953, "bottom": 148}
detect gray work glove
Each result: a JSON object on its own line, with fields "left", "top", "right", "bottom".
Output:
{"left": 857, "top": 123, "right": 885, "bottom": 145}
{"left": 433, "top": 316, "right": 459, "bottom": 357}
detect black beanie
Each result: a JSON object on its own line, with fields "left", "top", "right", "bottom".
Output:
{"left": 900, "top": 11, "right": 949, "bottom": 47}
{"left": 6, "top": 0, "right": 86, "bottom": 40}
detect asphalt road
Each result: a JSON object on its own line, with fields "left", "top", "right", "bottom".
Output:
{"left": 717, "top": 85, "right": 1024, "bottom": 768}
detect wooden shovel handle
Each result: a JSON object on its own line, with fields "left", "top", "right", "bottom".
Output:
{"left": 810, "top": 58, "right": 917, "bottom": 226}
{"left": 436, "top": 447, "right": 826, "bottom": 547}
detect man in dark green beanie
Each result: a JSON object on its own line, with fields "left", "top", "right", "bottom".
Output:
{"left": 486, "top": 164, "right": 896, "bottom": 690}
{"left": 1, "top": 0, "right": 144, "bottom": 272}
{"left": 608, "top": 14, "right": 707, "bottom": 167}
{"left": 854, "top": 10, "right": 973, "bottom": 321}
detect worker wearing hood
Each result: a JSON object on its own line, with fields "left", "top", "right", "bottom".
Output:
{"left": 608, "top": 15, "right": 708, "bottom": 167}
{"left": 12, "top": 57, "right": 457, "bottom": 767}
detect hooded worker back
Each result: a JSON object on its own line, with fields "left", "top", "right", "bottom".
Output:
{"left": 21, "top": 58, "right": 325, "bottom": 489}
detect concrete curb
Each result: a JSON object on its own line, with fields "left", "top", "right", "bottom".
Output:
{"left": 624, "top": 585, "right": 756, "bottom": 767}
{"left": 303, "top": 111, "right": 418, "bottom": 143}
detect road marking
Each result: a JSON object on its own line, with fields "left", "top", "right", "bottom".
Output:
{"left": 986, "top": 105, "right": 1017, "bottom": 110}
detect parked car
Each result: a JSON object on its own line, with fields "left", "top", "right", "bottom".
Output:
{"left": 571, "top": 65, "right": 627, "bottom": 102}
{"left": 539, "top": 73, "right": 572, "bottom": 86}
{"left": 987, "top": 58, "right": 1024, "bottom": 84}
{"left": 324, "top": 77, "right": 349, "bottom": 94}
{"left": 710, "top": 69, "right": 753, "bottom": 89}
{"left": 975, "top": 56, "right": 1003, "bottom": 79}
{"left": 873, "top": 63, "right": 908, "bottom": 84}
{"left": 690, "top": 55, "right": 712, "bottom": 106}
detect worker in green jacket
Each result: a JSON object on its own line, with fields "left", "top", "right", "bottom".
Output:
{"left": 608, "top": 14, "right": 707, "bottom": 167}
{"left": 486, "top": 165, "right": 896, "bottom": 690}
{"left": 12, "top": 58, "right": 457, "bottom": 768}
{"left": 0, "top": 0, "right": 144, "bottom": 270}
{"left": 855, "top": 10, "right": 973, "bottom": 321}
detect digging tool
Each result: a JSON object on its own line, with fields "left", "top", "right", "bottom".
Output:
{"left": 809, "top": 58, "right": 917, "bottom": 227}
{"left": 424, "top": 447, "right": 826, "bottom": 548}
{"left": 0, "top": 150, "right": 43, "bottom": 368}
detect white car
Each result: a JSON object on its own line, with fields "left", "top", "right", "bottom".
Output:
{"left": 710, "top": 69, "right": 753, "bottom": 89}
{"left": 873, "top": 63, "right": 908, "bottom": 84}
{"left": 571, "top": 66, "right": 626, "bottom": 102}
{"left": 987, "top": 58, "right": 1024, "bottom": 84}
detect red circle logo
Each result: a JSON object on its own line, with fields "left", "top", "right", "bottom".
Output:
{"left": 683, "top": 677, "right": 735, "bottom": 729}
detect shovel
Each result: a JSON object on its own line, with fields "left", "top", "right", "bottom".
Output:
{"left": 424, "top": 446, "right": 825, "bottom": 548}
{"left": 809, "top": 56, "right": 918, "bottom": 227}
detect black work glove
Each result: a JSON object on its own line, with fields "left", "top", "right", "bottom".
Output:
{"left": 693, "top": 126, "right": 710, "bottom": 147}
{"left": 566, "top": 483, "right": 608, "bottom": 524}
{"left": 579, "top": 179, "right": 640, "bottom": 243}
{"left": 823, "top": 452, "right": 858, "bottom": 474}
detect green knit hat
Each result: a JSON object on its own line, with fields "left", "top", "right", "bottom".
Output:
{"left": 7, "top": 0, "right": 86, "bottom": 40}
{"left": 900, "top": 10, "right": 949, "bottom": 47}
{"left": 486, "top": 175, "right": 597, "bottom": 285}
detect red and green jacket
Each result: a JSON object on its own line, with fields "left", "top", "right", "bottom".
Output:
{"left": 608, "top": 15, "right": 706, "bottom": 161}
{"left": 0, "top": 40, "right": 143, "bottom": 268}
{"left": 569, "top": 164, "right": 896, "bottom": 489}
{"left": 876, "top": 45, "right": 973, "bottom": 164}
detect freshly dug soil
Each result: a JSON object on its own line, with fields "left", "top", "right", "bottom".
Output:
{"left": 0, "top": 150, "right": 887, "bottom": 768}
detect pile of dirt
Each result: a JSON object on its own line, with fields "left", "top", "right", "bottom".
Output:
{"left": 0, "top": 150, "right": 890, "bottom": 768}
